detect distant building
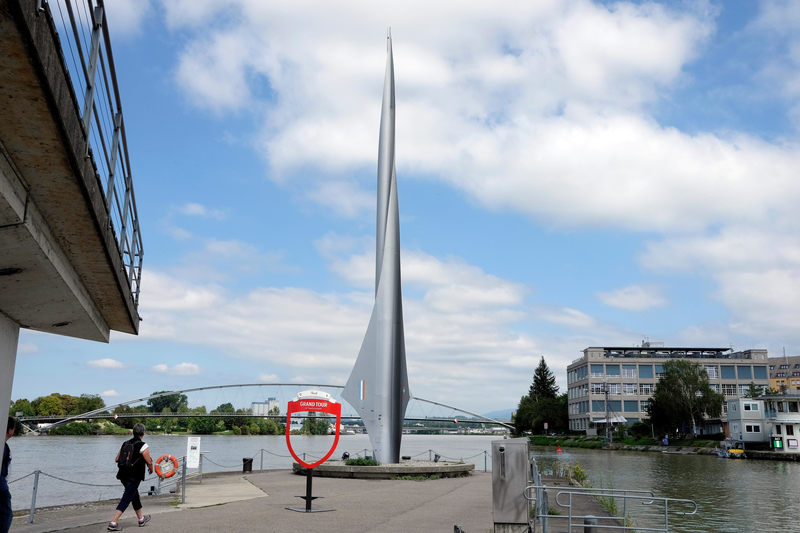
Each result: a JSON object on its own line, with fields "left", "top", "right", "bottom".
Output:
{"left": 768, "top": 356, "right": 800, "bottom": 392}
{"left": 566, "top": 344, "right": 769, "bottom": 434}
{"left": 252, "top": 397, "right": 280, "bottom": 416}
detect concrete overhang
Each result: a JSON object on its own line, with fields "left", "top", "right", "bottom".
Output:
{"left": 0, "top": 0, "right": 139, "bottom": 341}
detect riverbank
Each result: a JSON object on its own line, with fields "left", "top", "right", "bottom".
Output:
{"left": 528, "top": 435, "right": 800, "bottom": 460}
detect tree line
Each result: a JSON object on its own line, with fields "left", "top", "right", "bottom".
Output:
{"left": 9, "top": 391, "right": 288, "bottom": 436}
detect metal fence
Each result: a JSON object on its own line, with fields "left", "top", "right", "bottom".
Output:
{"left": 36, "top": 0, "right": 143, "bottom": 307}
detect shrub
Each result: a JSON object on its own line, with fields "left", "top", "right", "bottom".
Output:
{"left": 49, "top": 422, "right": 92, "bottom": 435}
{"left": 233, "top": 426, "right": 242, "bottom": 435}
{"left": 345, "top": 458, "right": 380, "bottom": 466}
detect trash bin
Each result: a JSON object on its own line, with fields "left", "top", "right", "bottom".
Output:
{"left": 242, "top": 458, "right": 253, "bottom": 473}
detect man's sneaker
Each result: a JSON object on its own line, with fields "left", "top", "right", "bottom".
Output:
{"left": 138, "top": 515, "right": 151, "bottom": 527}
{"left": 107, "top": 523, "right": 122, "bottom": 531}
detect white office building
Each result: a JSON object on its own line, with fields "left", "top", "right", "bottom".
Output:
{"left": 567, "top": 344, "right": 769, "bottom": 434}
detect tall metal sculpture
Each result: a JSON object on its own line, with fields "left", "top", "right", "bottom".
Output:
{"left": 342, "top": 31, "right": 410, "bottom": 464}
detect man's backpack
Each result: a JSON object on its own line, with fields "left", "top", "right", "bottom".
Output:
{"left": 117, "top": 439, "right": 140, "bottom": 468}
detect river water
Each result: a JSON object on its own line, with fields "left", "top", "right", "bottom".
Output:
{"left": 6, "top": 434, "right": 799, "bottom": 533}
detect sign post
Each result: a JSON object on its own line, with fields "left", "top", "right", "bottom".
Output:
{"left": 285, "top": 390, "right": 341, "bottom": 513}
{"left": 187, "top": 437, "right": 201, "bottom": 469}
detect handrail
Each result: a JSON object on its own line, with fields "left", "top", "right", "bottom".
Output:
{"left": 40, "top": 0, "right": 143, "bottom": 308}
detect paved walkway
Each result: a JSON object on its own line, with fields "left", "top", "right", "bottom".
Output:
{"left": 10, "top": 471, "right": 616, "bottom": 533}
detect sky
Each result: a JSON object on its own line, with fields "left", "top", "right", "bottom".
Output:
{"left": 11, "top": 0, "right": 800, "bottom": 415}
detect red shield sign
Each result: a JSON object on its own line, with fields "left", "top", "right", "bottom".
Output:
{"left": 285, "top": 390, "right": 342, "bottom": 469}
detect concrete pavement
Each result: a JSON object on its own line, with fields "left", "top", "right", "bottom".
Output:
{"left": 10, "top": 470, "right": 616, "bottom": 533}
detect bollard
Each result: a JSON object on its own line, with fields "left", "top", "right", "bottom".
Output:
{"left": 429, "top": 449, "right": 432, "bottom": 461}
{"left": 156, "top": 475, "right": 162, "bottom": 496}
{"left": 181, "top": 458, "right": 187, "bottom": 504}
{"left": 584, "top": 515, "right": 598, "bottom": 533}
{"left": 243, "top": 458, "right": 253, "bottom": 473}
{"left": 28, "top": 470, "right": 40, "bottom": 524}
{"left": 260, "top": 449, "right": 264, "bottom": 472}
{"left": 484, "top": 451, "right": 487, "bottom": 473}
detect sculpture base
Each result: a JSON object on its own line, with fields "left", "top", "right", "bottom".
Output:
{"left": 292, "top": 460, "right": 474, "bottom": 480}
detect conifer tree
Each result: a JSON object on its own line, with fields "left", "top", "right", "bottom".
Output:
{"left": 529, "top": 356, "right": 559, "bottom": 402}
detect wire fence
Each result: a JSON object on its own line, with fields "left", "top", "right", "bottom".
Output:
{"left": 13, "top": 446, "right": 494, "bottom": 524}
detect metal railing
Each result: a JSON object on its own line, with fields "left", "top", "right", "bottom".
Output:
{"left": 524, "top": 484, "right": 697, "bottom": 533}
{"left": 37, "top": 0, "right": 143, "bottom": 307}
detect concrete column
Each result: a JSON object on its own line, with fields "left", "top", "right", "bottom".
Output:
{"left": 0, "top": 312, "right": 20, "bottom": 427}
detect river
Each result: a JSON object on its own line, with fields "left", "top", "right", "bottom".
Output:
{"left": 6, "top": 434, "right": 799, "bottom": 532}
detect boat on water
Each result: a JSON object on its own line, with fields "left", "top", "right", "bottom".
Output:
{"left": 716, "top": 438, "right": 746, "bottom": 458}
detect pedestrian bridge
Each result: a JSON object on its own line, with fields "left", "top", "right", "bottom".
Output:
{"left": 20, "top": 383, "right": 514, "bottom": 431}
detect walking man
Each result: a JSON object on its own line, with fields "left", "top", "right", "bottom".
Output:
{"left": 108, "top": 423, "right": 153, "bottom": 531}
{"left": 1, "top": 417, "right": 14, "bottom": 533}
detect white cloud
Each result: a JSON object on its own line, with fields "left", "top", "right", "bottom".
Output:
{"left": 258, "top": 373, "right": 279, "bottom": 382}
{"left": 101, "top": 390, "right": 120, "bottom": 397}
{"left": 177, "top": 203, "right": 227, "bottom": 220}
{"left": 150, "top": 362, "right": 202, "bottom": 376}
{"left": 596, "top": 284, "right": 669, "bottom": 311}
{"left": 86, "top": 358, "right": 131, "bottom": 369}
{"left": 17, "top": 342, "right": 38, "bottom": 355}
{"left": 532, "top": 306, "right": 596, "bottom": 328}
{"left": 106, "top": 0, "right": 151, "bottom": 38}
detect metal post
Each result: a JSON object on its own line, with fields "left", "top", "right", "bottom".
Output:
{"left": 81, "top": 7, "right": 104, "bottom": 137}
{"left": 429, "top": 449, "right": 432, "bottom": 461}
{"left": 260, "top": 449, "right": 264, "bottom": 472}
{"left": 484, "top": 451, "right": 487, "bottom": 472}
{"left": 305, "top": 468, "right": 313, "bottom": 511}
{"left": 28, "top": 470, "right": 40, "bottom": 524}
{"left": 303, "top": 452, "right": 306, "bottom": 462}
{"left": 199, "top": 452, "right": 203, "bottom": 484}
{"left": 181, "top": 458, "right": 187, "bottom": 504}
{"left": 157, "top": 475, "right": 161, "bottom": 496}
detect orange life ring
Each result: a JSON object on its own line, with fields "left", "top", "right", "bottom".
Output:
{"left": 155, "top": 455, "right": 178, "bottom": 478}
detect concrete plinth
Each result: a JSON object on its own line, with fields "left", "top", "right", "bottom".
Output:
{"left": 293, "top": 460, "right": 474, "bottom": 479}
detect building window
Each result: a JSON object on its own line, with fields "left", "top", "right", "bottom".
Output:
{"left": 655, "top": 365, "right": 665, "bottom": 378}
{"left": 591, "top": 383, "right": 605, "bottom": 395}
{"left": 709, "top": 384, "right": 720, "bottom": 393}
{"left": 639, "top": 383, "right": 653, "bottom": 395}
{"left": 624, "top": 400, "right": 638, "bottom": 413}
{"left": 743, "top": 403, "right": 759, "bottom": 411}
{"left": 722, "top": 384, "right": 737, "bottom": 396}
{"left": 777, "top": 372, "right": 787, "bottom": 377}
{"left": 591, "top": 364, "right": 604, "bottom": 378}
{"left": 640, "top": 400, "right": 650, "bottom": 411}
{"left": 745, "top": 425, "right": 761, "bottom": 433}
{"left": 723, "top": 403, "right": 728, "bottom": 414}
{"left": 623, "top": 383, "right": 637, "bottom": 395}
{"left": 787, "top": 425, "right": 795, "bottom": 436}
{"left": 754, "top": 366, "right": 768, "bottom": 380}
{"left": 794, "top": 373, "right": 800, "bottom": 377}
{"left": 638, "top": 365, "right": 653, "bottom": 379}
{"left": 778, "top": 402, "right": 785, "bottom": 413}
{"left": 781, "top": 364, "right": 789, "bottom": 369}
{"left": 607, "top": 384, "right": 621, "bottom": 395}
{"left": 721, "top": 366, "right": 736, "bottom": 379}
{"left": 622, "top": 365, "right": 637, "bottom": 378}
{"left": 770, "top": 365, "right": 775, "bottom": 370}
{"left": 704, "top": 365, "right": 718, "bottom": 379}
{"left": 738, "top": 366, "right": 752, "bottom": 380}
{"left": 776, "top": 425, "right": 782, "bottom": 434}
{"left": 790, "top": 402, "right": 799, "bottom": 413}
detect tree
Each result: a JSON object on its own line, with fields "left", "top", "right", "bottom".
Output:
{"left": 212, "top": 403, "right": 236, "bottom": 430}
{"left": 36, "top": 394, "right": 65, "bottom": 416}
{"left": 301, "top": 412, "right": 331, "bottom": 435}
{"left": 57, "top": 394, "right": 80, "bottom": 415}
{"left": 269, "top": 405, "right": 280, "bottom": 416}
{"left": 10, "top": 399, "right": 35, "bottom": 417}
{"left": 147, "top": 392, "right": 189, "bottom": 413}
{"left": 77, "top": 394, "right": 105, "bottom": 414}
{"left": 189, "top": 416, "right": 216, "bottom": 434}
{"left": 514, "top": 396, "right": 536, "bottom": 434}
{"left": 529, "top": 357, "right": 559, "bottom": 402}
{"left": 743, "top": 382, "right": 765, "bottom": 398}
{"left": 646, "top": 359, "right": 724, "bottom": 435}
